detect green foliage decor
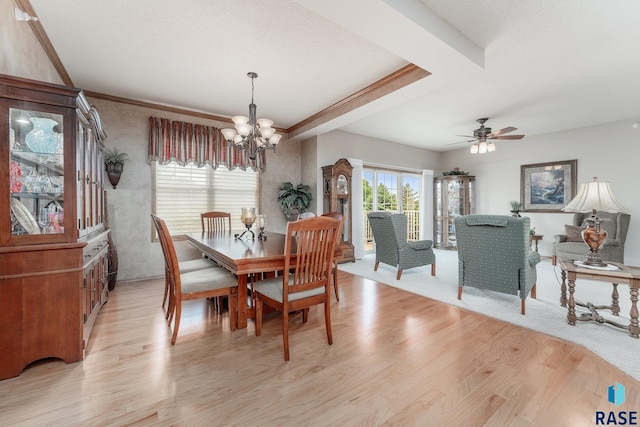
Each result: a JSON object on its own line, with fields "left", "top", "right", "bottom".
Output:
{"left": 510, "top": 200, "right": 522, "bottom": 211}
{"left": 104, "top": 148, "right": 129, "bottom": 166}
{"left": 277, "top": 182, "right": 312, "bottom": 219}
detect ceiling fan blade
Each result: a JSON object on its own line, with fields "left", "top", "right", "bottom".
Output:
{"left": 455, "top": 134, "right": 475, "bottom": 138}
{"left": 488, "top": 126, "right": 517, "bottom": 137}
{"left": 446, "top": 139, "right": 475, "bottom": 146}
{"left": 490, "top": 134, "right": 525, "bottom": 140}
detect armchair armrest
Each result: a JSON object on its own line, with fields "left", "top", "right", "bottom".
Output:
{"left": 553, "top": 234, "right": 568, "bottom": 244}
{"left": 527, "top": 251, "right": 541, "bottom": 267}
{"left": 407, "top": 240, "right": 433, "bottom": 251}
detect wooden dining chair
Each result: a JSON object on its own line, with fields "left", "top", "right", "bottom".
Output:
{"left": 322, "top": 212, "right": 344, "bottom": 301}
{"left": 201, "top": 211, "right": 232, "bottom": 233}
{"left": 152, "top": 215, "right": 218, "bottom": 315}
{"left": 152, "top": 215, "right": 237, "bottom": 344}
{"left": 253, "top": 216, "right": 340, "bottom": 361}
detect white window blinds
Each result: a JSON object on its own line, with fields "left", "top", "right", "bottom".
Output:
{"left": 155, "top": 161, "right": 258, "bottom": 234}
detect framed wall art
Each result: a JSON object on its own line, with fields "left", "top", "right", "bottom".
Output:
{"left": 520, "top": 159, "right": 577, "bottom": 212}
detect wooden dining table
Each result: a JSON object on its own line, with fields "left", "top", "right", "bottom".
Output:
{"left": 185, "top": 231, "right": 289, "bottom": 329}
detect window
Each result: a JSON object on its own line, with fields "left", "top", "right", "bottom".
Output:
{"left": 363, "top": 167, "right": 422, "bottom": 252}
{"left": 154, "top": 161, "right": 259, "bottom": 235}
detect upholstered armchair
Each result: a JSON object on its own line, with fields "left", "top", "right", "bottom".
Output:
{"left": 455, "top": 215, "right": 540, "bottom": 315}
{"left": 552, "top": 212, "right": 631, "bottom": 265}
{"left": 367, "top": 212, "right": 436, "bottom": 280}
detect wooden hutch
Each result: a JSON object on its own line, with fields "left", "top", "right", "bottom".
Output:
{"left": 0, "top": 74, "right": 110, "bottom": 380}
{"left": 322, "top": 158, "right": 355, "bottom": 263}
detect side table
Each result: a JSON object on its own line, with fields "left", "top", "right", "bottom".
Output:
{"left": 558, "top": 258, "right": 639, "bottom": 338}
{"left": 529, "top": 234, "right": 543, "bottom": 252}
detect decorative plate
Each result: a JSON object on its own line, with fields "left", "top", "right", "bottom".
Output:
{"left": 10, "top": 198, "right": 40, "bottom": 234}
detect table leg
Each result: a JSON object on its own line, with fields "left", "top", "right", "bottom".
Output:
{"left": 630, "top": 283, "right": 639, "bottom": 338}
{"left": 567, "top": 275, "right": 577, "bottom": 325}
{"left": 560, "top": 269, "right": 567, "bottom": 307}
{"left": 237, "top": 274, "right": 248, "bottom": 329}
{"left": 611, "top": 283, "right": 620, "bottom": 316}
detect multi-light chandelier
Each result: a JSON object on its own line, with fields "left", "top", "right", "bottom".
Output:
{"left": 221, "top": 72, "right": 282, "bottom": 160}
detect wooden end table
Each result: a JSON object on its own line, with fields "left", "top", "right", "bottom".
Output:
{"left": 529, "top": 234, "right": 543, "bottom": 252}
{"left": 558, "top": 258, "right": 640, "bottom": 338}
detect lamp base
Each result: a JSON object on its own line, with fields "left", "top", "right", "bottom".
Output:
{"left": 581, "top": 216, "right": 608, "bottom": 268}
{"left": 234, "top": 225, "right": 255, "bottom": 240}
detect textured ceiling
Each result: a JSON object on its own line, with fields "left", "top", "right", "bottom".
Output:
{"left": 28, "top": 0, "right": 640, "bottom": 151}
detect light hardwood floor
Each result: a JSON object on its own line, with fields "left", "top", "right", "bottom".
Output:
{"left": 1, "top": 271, "right": 638, "bottom": 426}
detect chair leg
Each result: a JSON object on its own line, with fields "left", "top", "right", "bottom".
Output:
{"left": 374, "top": 261, "right": 380, "bottom": 271}
{"left": 457, "top": 286, "right": 463, "bottom": 300}
{"left": 255, "top": 299, "right": 263, "bottom": 336}
{"left": 552, "top": 255, "right": 557, "bottom": 266}
{"left": 431, "top": 263, "right": 436, "bottom": 276}
{"left": 162, "top": 276, "right": 169, "bottom": 309}
{"left": 333, "top": 264, "right": 340, "bottom": 301}
{"left": 396, "top": 269, "right": 403, "bottom": 280}
{"left": 325, "top": 301, "right": 333, "bottom": 346}
{"left": 531, "top": 283, "right": 537, "bottom": 299}
{"left": 521, "top": 299, "right": 526, "bottom": 315}
{"left": 283, "top": 308, "right": 290, "bottom": 361}
{"left": 171, "top": 302, "right": 182, "bottom": 345}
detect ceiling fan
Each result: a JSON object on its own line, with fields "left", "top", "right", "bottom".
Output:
{"left": 453, "top": 118, "right": 525, "bottom": 153}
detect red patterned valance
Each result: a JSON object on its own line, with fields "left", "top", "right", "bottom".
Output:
{"left": 147, "top": 116, "right": 265, "bottom": 171}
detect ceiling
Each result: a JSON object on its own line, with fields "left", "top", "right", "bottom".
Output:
{"left": 27, "top": 0, "right": 640, "bottom": 152}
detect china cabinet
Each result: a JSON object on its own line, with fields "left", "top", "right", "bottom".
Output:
{"left": 433, "top": 175, "right": 475, "bottom": 249}
{"left": 0, "top": 74, "right": 109, "bottom": 380}
{"left": 322, "top": 158, "right": 355, "bottom": 263}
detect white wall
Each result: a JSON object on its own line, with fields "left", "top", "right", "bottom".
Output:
{"left": 442, "top": 118, "right": 640, "bottom": 265}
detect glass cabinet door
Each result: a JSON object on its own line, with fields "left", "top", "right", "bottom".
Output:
{"left": 9, "top": 108, "right": 65, "bottom": 236}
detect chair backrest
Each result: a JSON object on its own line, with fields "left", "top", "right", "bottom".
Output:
{"left": 455, "top": 214, "right": 530, "bottom": 282}
{"left": 152, "top": 214, "right": 181, "bottom": 293}
{"left": 367, "top": 211, "right": 407, "bottom": 250}
{"left": 572, "top": 212, "right": 631, "bottom": 243}
{"left": 297, "top": 211, "right": 316, "bottom": 220}
{"left": 283, "top": 216, "right": 340, "bottom": 299}
{"left": 201, "top": 211, "right": 231, "bottom": 233}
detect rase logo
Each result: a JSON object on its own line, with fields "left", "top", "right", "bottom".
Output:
{"left": 596, "top": 382, "right": 637, "bottom": 425}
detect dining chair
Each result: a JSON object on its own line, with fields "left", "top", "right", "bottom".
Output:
{"left": 321, "top": 212, "right": 344, "bottom": 301}
{"left": 152, "top": 215, "right": 218, "bottom": 314}
{"left": 201, "top": 211, "right": 232, "bottom": 233}
{"left": 253, "top": 216, "right": 340, "bottom": 361}
{"left": 152, "top": 215, "right": 237, "bottom": 344}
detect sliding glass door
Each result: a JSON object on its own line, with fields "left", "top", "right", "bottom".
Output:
{"left": 363, "top": 168, "right": 422, "bottom": 253}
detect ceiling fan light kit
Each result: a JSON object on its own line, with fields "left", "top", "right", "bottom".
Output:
{"left": 464, "top": 118, "right": 524, "bottom": 154}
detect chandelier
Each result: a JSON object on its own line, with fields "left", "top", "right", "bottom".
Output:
{"left": 221, "top": 72, "right": 282, "bottom": 160}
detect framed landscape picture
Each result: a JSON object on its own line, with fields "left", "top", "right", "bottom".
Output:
{"left": 520, "top": 160, "right": 577, "bottom": 212}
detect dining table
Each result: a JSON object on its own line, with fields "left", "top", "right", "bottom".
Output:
{"left": 185, "top": 230, "right": 289, "bottom": 329}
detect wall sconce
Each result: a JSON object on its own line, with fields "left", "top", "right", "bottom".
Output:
{"left": 15, "top": 8, "right": 38, "bottom": 22}
{"left": 104, "top": 148, "right": 129, "bottom": 189}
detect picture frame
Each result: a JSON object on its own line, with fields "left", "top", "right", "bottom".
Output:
{"left": 520, "top": 159, "right": 577, "bottom": 212}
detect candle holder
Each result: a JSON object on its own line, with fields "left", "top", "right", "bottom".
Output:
{"left": 257, "top": 214, "right": 267, "bottom": 240}
{"left": 235, "top": 207, "right": 256, "bottom": 240}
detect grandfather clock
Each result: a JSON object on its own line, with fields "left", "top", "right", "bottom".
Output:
{"left": 322, "top": 158, "right": 355, "bottom": 263}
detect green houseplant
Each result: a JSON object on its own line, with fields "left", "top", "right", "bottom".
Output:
{"left": 278, "top": 182, "right": 312, "bottom": 219}
{"left": 104, "top": 148, "right": 129, "bottom": 189}
{"left": 509, "top": 200, "right": 522, "bottom": 217}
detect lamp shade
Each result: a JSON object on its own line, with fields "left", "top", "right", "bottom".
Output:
{"left": 562, "top": 177, "right": 629, "bottom": 213}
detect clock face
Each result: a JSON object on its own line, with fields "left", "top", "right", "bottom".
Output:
{"left": 337, "top": 175, "right": 348, "bottom": 194}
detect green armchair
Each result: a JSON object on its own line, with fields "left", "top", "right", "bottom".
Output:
{"left": 367, "top": 212, "right": 436, "bottom": 280}
{"left": 455, "top": 215, "right": 541, "bottom": 315}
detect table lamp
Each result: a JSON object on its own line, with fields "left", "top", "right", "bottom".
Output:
{"left": 561, "top": 177, "right": 629, "bottom": 267}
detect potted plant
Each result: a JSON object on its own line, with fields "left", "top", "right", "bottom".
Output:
{"left": 278, "top": 182, "right": 312, "bottom": 220}
{"left": 509, "top": 200, "right": 522, "bottom": 217}
{"left": 104, "top": 148, "right": 129, "bottom": 189}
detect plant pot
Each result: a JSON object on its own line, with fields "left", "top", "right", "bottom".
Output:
{"left": 510, "top": 210, "right": 521, "bottom": 218}
{"left": 106, "top": 163, "right": 123, "bottom": 189}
